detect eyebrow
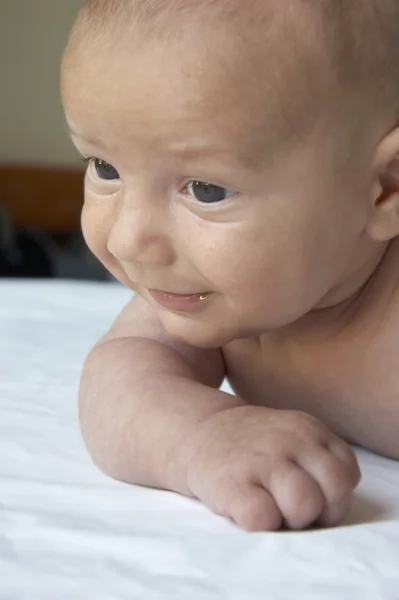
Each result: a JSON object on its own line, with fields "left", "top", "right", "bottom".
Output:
{"left": 66, "top": 126, "right": 105, "bottom": 149}
{"left": 65, "top": 123, "right": 266, "bottom": 174}
{"left": 162, "top": 137, "right": 264, "bottom": 172}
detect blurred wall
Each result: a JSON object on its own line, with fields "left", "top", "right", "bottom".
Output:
{"left": 0, "top": 0, "right": 82, "bottom": 166}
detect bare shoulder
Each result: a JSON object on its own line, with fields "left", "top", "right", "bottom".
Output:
{"left": 101, "top": 293, "right": 226, "bottom": 388}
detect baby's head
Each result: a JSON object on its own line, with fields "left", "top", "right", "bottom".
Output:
{"left": 61, "top": 0, "right": 399, "bottom": 347}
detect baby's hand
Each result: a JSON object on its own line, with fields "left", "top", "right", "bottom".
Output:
{"left": 186, "top": 406, "right": 360, "bottom": 531}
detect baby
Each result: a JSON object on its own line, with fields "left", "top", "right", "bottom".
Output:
{"left": 61, "top": 0, "right": 399, "bottom": 531}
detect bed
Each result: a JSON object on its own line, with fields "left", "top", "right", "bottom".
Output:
{"left": 1, "top": 279, "right": 399, "bottom": 599}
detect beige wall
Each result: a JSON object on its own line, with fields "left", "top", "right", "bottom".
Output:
{"left": 0, "top": 0, "right": 82, "bottom": 166}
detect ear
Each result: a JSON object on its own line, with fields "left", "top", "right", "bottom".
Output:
{"left": 366, "top": 125, "right": 399, "bottom": 242}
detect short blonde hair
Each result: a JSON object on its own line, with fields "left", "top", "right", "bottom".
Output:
{"left": 77, "top": 0, "right": 399, "bottom": 127}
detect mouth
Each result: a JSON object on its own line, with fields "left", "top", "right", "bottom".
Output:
{"left": 148, "top": 289, "right": 212, "bottom": 311}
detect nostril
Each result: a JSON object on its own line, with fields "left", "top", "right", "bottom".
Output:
{"left": 106, "top": 236, "right": 130, "bottom": 262}
{"left": 105, "top": 206, "right": 174, "bottom": 265}
{"left": 107, "top": 231, "right": 174, "bottom": 266}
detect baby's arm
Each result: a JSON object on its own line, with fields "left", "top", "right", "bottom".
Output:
{"left": 80, "top": 294, "right": 360, "bottom": 531}
{"left": 79, "top": 294, "right": 244, "bottom": 496}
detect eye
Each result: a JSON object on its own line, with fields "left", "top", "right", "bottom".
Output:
{"left": 185, "top": 181, "right": 236, "bottom": 204}
{"left": 92, "top": 158, "right": 120, "bottom": 181}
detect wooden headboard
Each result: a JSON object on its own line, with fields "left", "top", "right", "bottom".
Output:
{"left": 0, "top": 165, "right": 85, "bottom": 232}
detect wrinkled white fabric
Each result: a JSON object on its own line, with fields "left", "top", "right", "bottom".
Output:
{"left": 1, "top": 280, "right": 399, "bottom": 600}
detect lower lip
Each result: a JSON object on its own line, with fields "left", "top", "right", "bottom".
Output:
{"left": 149, "top": 289, "right": 211, "bottom": 311}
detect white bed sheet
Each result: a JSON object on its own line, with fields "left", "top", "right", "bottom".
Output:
{"left": 1, "top": 280, "right": 399, "bottom": 600}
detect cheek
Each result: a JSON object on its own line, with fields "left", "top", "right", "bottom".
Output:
{"left": 81, "top": 202, "right": 109, "bottom": 260}
{"left": 188, "top": 214, "right": 300, "bottom": 291}
{"left": 81, "top": 197, "right": 123, "bottom": 278}
{"left": 187, "top": 209, "right": 336, "bottom": 324}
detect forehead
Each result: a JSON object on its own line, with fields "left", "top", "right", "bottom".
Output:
{"left": 62, "top": 5, "right": 329, "bottom": 165}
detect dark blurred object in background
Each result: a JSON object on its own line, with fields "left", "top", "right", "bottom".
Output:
{"left": 0, "top": 204, "right": 53, "bottom": 277}
{"left": 0, "top": 204, "right": 108, "bottom": 280}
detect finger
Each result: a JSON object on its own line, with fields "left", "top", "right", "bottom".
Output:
{"left": 299, "top": 450, "right": 354, "bottom": 527}
{"left": 266, "top": 461, "right": 325, "bottom": 530}
{"left": 228, "top": 483, "right": 283, "bottom": 532}
{"left": 328, "top": 439, "right": 362, "bottom": 487}
{"left": 316, "top": 491, "right": 352, "bottom": 528}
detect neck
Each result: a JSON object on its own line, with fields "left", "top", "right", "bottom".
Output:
{"left": 275, "top": 240, "right": 396, "bottom": 344}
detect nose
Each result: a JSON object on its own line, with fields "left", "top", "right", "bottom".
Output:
{"left": 107, "top": 197, "right": 174, "bottom": 266}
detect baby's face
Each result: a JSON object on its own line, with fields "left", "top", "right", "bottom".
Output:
{"left": 62, "top": 24, "right": 373, "bottom": 347}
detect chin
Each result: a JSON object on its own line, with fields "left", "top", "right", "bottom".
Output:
{"left": 159, "top": 312, "right": 238, "bottom": 349}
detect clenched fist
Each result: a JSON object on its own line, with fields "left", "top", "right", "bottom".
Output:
{"left": 185, "top": 406, "right": 360, "bottom": 531}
